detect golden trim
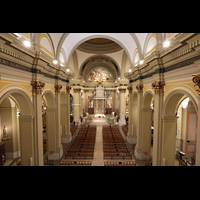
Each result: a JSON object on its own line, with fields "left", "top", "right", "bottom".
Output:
{"left": 144, "top": 33, "right": 157, "bottom": 57}
{"left": 167, "top": 33, "right": 174, "bottom": 39}
{"left": 21, "top": 33, "right": 29, "bottom": 39}
{"left": 40, "top": 34, "right": 54, "bottom": 57}
{"left": 59, "top": 49, "right": 66, "bottom": 65}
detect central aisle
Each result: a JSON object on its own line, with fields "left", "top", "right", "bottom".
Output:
{"left": 92, "top": 125, "right": 104, "bottom": 166}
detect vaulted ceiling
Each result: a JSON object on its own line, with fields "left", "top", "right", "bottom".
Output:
{"left": 13, "top": 33, "right": 178, "bottom": 81}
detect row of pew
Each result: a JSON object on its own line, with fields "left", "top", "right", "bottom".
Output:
{"left": 70, "top": 125, "right": 78, "bottom": 136}
{"left": 122, "top": 125, "right": 128, "bottom": 137}
{"left": 65, "top": 125, "right": 96, "bottom": 159}
{"left": 102, "top": 125, "right": 132, "bottom": 160}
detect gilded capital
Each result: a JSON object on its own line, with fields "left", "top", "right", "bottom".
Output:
{"left": 151, "top": 81, "right": 165, "bottom": 95}
{"left": 136, "top": 85, "right": 143, "bottom": 94}
{"left": 66, "top": 86, "right": 71, "bottom": 93}
{"left": 192, "top": 74, "right": 200, "bottom": 95}
{"left": 31, "top": 81, "right": 45, "bottom": 95}
{"left": 73, "top": 88, "right": 81, "bottom": 93}
{"left": 118, "top": 88, "right": 126, "bottom": 93}
{"left": 127, "top": 87, "right": 132, "bottom": 93}
{"left": 54, "top": 85, "right": 62, "bottom": 94}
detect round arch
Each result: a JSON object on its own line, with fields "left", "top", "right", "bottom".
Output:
{"left": 80, "top": 54, "right": 120, "bottom": 81}
{"left": 163, "top": 88, "right": 198, "bottom": 116}
{"left": 57, "top": 33, "right": 138, "bottom": 67}
{"left": 42, "top": 89, "right": 55, "bottom": 109}
{"left": 0, "top": 88, "right": 33, "bottom": 117}
{"left": 143, "top": 89, "right": 154, "bottom": 108}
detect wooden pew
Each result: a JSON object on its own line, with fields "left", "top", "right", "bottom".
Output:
{"left": 59, "top": 160, "right": 92, "bottom": 166}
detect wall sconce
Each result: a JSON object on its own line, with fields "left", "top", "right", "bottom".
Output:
{"left": 2, "top": 126, "right": 10, "bottom": 141}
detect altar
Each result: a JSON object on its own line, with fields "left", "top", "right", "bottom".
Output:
{"left": 94, "top": 84, "right": 106, "bottom": 115}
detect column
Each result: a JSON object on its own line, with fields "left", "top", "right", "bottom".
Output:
{"left": 151, "top": 81, "right": 165, "bottom": 166}
{"left": 112, "top": 90, "right": 116, "bottom": 113}
{"left": 118, "top": 87, "right": 127, "bottom": 126}
{"left": 192, "top": 74, "right": 200, "bottom": 165}
{"left": 73, "top": 88, "right": 81, "bottom": 124}
{"left": 84, "top": 90, "right": 89, "bottom": 113}
{"left": 45, "top": 108, "right": 57, "bottom": 160}
{"left": 134, "top": 85, "right": 144, "bottom": 160}
{"left": 61, "top": 86, "right": 72, "bottom": 143}
{"left": 54, "top": 84, "right": 63, "bottom": 159}
{"left": 31, "top": 81, "right": 45, "bottom": 166}
{"left": 127, "top": 86, "right": 136, "bottom": 144}
{"left": 162, "top": 116, "right": 178, "bottom": 166}
{"left": 19, "top": 116, "right": 34, "bottom": 166}
{"left": 141, "top": 107, "right": 152, "bottom": 160}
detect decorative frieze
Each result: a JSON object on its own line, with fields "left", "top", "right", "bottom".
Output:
{"left": 136, "top": 85, "right": 143, "bottom": 94}
{"left": 54, "top": 85, "right": 62, "bottom": 94}
{"left": 151, "top": 81, "right": 165, "bottom": 95}
{"left": 31, "top": 81, "right": 45, "bottom": 95}
{"left": 192, "top": 74, "right": 200, "bottom": 95}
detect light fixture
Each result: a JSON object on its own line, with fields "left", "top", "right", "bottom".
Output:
{"left": 139, "top": 60, "right": 144, "bottom": 65}
{"left": 66, "top": 69, "right": 70, "bottom": 72}
{"left": 23, "top": 40, "right": 31, "bottom": 47}
{"left": 163, "top": 40, "right": 170, "bottom": 48}
{"left": 53, "top": 60, "right": 58, "bottom": 65}
{"left": 17, "top": 111, "right": 21, "bottom": 118}
{"left": 129, "top": 69, "right": 132, "bottom": 72}
{"left": 14, "top": 33, "right": 21, "bottom": 37}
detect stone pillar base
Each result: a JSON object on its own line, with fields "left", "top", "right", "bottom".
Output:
{"left": 48, "top": 145, "right": 63, "bottom": 160}
{"left": 134, "top": 145, "right": 151, "bottom": 160}
{"left": 119, "top": 118, "right": 126, "bottom": 126}
{"left": 127, "top": 134, "right": 136, "bottom": 144}
{"left": 61, "top": 134, "right": 72, "bottom": 143}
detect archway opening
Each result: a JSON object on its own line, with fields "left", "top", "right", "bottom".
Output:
{"left": 0, "top": 89, "right": 33, "bottom": 166}
{"left": 163, "top": 89, "right": 198, "bottom": 166}
{"left": 142, "top": 91, "right": 154, "bottom": 160}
